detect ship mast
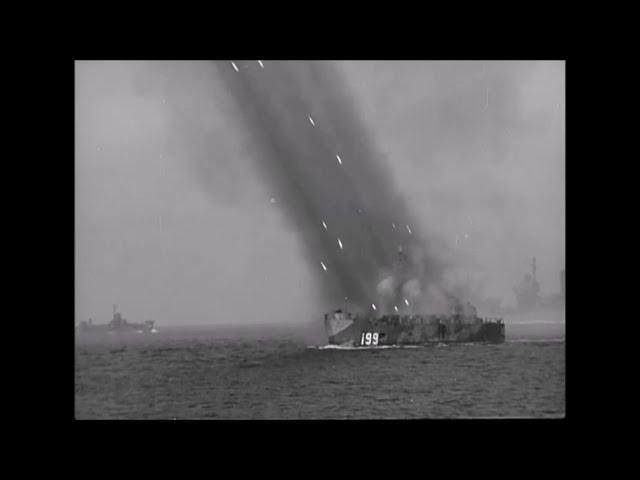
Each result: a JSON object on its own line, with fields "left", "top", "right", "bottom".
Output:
{"left": 532, "top": 257, "right": 536, "bottom": 283}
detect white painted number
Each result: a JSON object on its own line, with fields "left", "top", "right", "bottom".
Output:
{"left": 360, "top": 332, "right": 379, "bottom": 346}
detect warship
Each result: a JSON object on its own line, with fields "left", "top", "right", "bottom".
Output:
{"left": 324, "top": 247, "right": 504, "bottom": 347}
{"left": 514, "top": 257, "right": 565, "bottom": 313}
{"left": 77, "top": 305, "right": 156, "bottom": 334}
{"left": 324, "top": 299, "right": 504, "bottom": 347}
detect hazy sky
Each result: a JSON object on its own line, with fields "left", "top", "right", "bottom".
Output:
{"left": 75, "top": 60, "right": 564, "bottom": 326}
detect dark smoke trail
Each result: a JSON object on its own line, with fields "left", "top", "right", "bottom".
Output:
{"left": 214, "top": 60, "right": 448, "bottom": 314}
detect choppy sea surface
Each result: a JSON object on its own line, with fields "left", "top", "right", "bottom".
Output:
{"left": 75, "top": 322, "right": 565, "bottom": 419}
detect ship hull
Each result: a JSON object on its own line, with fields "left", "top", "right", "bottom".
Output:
{"left": 76, "top": 323, "right": 155, "bottom": 334}
{"left": 325, "top": 314, "right": 504, "bottom": 347}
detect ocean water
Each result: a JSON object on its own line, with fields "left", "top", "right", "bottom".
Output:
{"left": 75, "top": 324, "right": 565, "bottom": 419}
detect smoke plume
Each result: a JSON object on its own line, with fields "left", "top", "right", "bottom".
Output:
{"left": 214, "top": 61, "right": 449, "bottom": 314}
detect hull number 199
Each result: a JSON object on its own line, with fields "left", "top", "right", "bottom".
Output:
{"left": 360, "top": 332, "right": 379, "bottom": 346}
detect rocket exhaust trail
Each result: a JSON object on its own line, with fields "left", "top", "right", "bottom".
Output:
{"left": 214, "top": 61, "right": 447, "bottom": 313}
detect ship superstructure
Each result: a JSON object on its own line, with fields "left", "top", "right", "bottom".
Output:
{"left": 513, "top": 257, "right": 565, "bottom": 313}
